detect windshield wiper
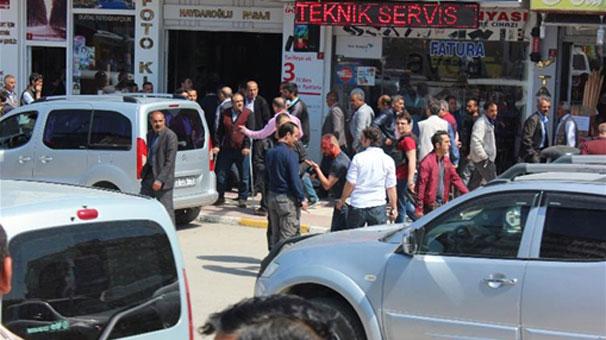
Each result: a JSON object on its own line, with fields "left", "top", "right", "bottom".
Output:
{"left": 97, "top": 295, "right": 164, "bottom": 340}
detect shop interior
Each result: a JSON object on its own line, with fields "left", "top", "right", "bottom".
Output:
{"left": 31, "top": 46, "right": 66, "bottom": 96}
{"left": 167, "top": 30, "right": 282, "bottom": 99}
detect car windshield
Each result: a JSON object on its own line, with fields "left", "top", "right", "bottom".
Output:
{"left": 2, "top": 220, "right": 180, "bottom": 339}
{"left": 149, "top": 108, "right": 205, "bottom": 151}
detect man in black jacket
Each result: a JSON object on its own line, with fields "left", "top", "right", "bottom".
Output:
{"left": 520, "top": 96, "right": 551, "bottom": 163}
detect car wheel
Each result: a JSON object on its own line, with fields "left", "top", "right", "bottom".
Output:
{"left": 175, "top": 206, "right": 201, "bottom": 225}
{"left": 311, "top": 296, "right": 366, "bottom": 340}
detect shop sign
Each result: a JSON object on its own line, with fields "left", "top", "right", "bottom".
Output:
{"left": 429, "top": 40, "right": 486, "bottom": 58}
{"left": 335, "top": 9, "right": 528, "bottom": 42}
{"left": 135, "top": 0, "right": 160, "bottom": 89}
{"left": 335, "top": 35, "right": 382, "bottom": 59}
{"left": 294, "top": 1, "right": 480, "bottom": 28}
{"left": 0, "top": 0, "right": 18, "bottom": 89}
{"left": 357, "top": 66, "right": 376, "bottom": 86}
{"left": 164, "top": 5, "right": 283, "bottom": 24}
{"left": 531, "top": 0, "right": 606, "bottom": 13}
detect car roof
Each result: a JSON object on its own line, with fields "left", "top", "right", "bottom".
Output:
{"left": 476, "top": 178, "right": 606, "bottom": 196}
{"left": 0, "top": 179, "right": 171, "bottom": 237}
{"left": 16, "top": 94, "right": 193, "bottom": 108}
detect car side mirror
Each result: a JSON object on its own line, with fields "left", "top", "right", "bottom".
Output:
{"left": 401, "top": 230, "right": 418, "bottom": 256}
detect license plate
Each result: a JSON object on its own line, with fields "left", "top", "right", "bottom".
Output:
{"left": 175, "top": 176, "right": 196, "bottom": 188}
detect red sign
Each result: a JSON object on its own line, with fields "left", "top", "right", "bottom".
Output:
{"left": 295, "top": 2, "right": 480, "bottom": 29}
{"left": 337, "top": 66, "right": 353, "bottom": 83}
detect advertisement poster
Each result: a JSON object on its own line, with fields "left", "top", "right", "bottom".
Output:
{"left": 356, "top": 66, "right": 375, "bottom": 86}
{"left": 0, "top": 0, "right": 18, "bottom": 86}
{"left": 74, "top": 0, "right": 135, "bottom": 9}
{"left": 0, "top": 0, "right": 9, "bottom": 10}
{"left": 27, "top": 0, "right": 66, "bottom": 41}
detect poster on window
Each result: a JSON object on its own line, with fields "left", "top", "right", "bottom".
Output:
{"left": 26, "top": 0, "right": 66, "bottom": 41}
{"left": 73, "top": 0, "right": 135, "bottom": 9}
{"left": 356, "top": 67, "right": 375, "bottom": 86}
{"left": 0, "top": 0, "right": 9, "bottom": 10}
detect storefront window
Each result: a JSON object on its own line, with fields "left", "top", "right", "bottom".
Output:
{"left": 73, "top": 0, "right": 135, "bottom": 10}
{"left": 72, "top": 14, "right": 134, "bottom": 94}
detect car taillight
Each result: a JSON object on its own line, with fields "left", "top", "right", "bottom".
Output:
{"left": 208, "top": 139, "right": 215, "bottom": 172}
{"left": 77, "top": 208, "right": 98, "bottom": 220}
{"left": 136, "top": 137, "right": 147, "bottom": 179}
{"left": 183, "top": 269, "right": 194, "bottom": 340}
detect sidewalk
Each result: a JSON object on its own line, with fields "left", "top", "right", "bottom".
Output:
{"left": 197, "top": 191, "right": 332, "bottom": 234}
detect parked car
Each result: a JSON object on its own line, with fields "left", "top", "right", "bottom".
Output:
{"left": 256, "top": 164, "right": 606, "bottom": 340}
{"left": 0, "top": 94, "right": 217, "bottom": 225}
{"left": 0, "top": 179, "right": 194, "bottom": 339}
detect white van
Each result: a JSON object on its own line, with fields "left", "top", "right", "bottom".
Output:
{"left": 0, "top": 179, "right": 193, "bottom": 339}
{"left": 0, "top": 95, "right": 217, "bottom": 225}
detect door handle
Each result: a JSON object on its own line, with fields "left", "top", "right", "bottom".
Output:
{"left": 18, "top": 156, "right": 32, "bottom": 164}
{"left": 39, "top": 156, "right": 53, "bottom": 164}
{"left": 483, "top": 273, "right": 517, "bottom": 289}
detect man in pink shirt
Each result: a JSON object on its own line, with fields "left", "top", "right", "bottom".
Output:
{"left": 239, "top": 97, "right": 303, "bottom": 140}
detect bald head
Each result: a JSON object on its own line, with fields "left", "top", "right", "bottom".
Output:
{"left": 272, "top": 97, "right": 286, "bottom": 113}
{"left": 599, "top": 122, "right": 606, "bottom": 136}
{"left": 218, "top": 86, "right": 232, "bottom": 101}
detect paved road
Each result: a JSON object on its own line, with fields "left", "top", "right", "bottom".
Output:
{"left": 177, "top": 221, "right": 268, "bottom": 338}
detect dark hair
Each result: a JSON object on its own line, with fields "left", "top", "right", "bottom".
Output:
{"left": 280, "top": 82, "right": 298, "bottom": 95}
{"left": 327, "top": 90, "right": 339, "bottom": 102}
{"left": 484, "top": 101, "right": 497, "bottom": 111}
{"left": 396, "top": 111, "right": 412, "bottom": 123}
{"left": 142, "top": 81, "right": 153, "bottom": 87}
{"left": 362, "top": 127, "right": 382, "bottom": 147}
{"left": 466, "top": 98, "right": 479, "bottom": 106}
{"left": 0, "top": 225, "right": 8, "bottom": 263}
{"left": 275, "top": 113, "right": 290, "bottom": 126}
{"left": 278, "top": 121, "right": 298, "bottom": 138}
{"left": 431, "top": 130, "right": 449, "bottom": 147}
{"left": 200, "top": 295, "right": 338, "bottom": 340}
{"left": 427, "top": 97, "right": 441, "bottom": 116}
{"left": 29, "top": 73, "right": 43, "bottom": 85}
{"left": 445, "top": 95, "right": 456, "bottom": 102}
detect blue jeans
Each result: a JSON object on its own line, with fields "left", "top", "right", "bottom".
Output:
{"left": 346, "top": 205, "right": 387, "bottom": 229}
{"left": 395, "top": 179, "right": 417, "bottom": 223}
{"left": 302, "top": 173, "right": 319, "bottom": 203}
{"left": 216, "top": 148, "right": 250, "bottom": 200}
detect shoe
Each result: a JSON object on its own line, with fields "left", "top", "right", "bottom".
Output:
{"left": 238, "top": 199, "right": 247, "bottom": 208}
{"left": 254, "top": 207, "right": 267, "bottom": 216}
{"left": 307, "top": 200, "right": 318, "bottom": 209}
{"left": 213, "top": 197, "right": 225, "bottom": 206}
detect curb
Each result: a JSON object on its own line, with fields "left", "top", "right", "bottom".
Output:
{"left": 197, "top": 212, "right": 329, "bottom": 234}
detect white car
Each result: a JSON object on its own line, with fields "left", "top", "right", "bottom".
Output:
{"left": 0, "top": 95, "right": 218, "bottom": 225}
{"left": 0, "top": 179, "right": 194, "bottom": 339}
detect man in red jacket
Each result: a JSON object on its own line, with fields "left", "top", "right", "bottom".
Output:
{"left": 416, "top": 130, "right": 468, "bottom": 218}
{"left": 580, "top": 122, "right": 606, "bottom": 155}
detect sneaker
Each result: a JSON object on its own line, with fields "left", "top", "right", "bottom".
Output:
{"left": 213, "top": 197, "right": 225, "bottom": 206}
{"left": 238, "top": 199, "right": 247, "bottom": 208}
{"left": 254, "top": 207, "right": 267, "bottom": 216}
{"left": 307, "top": 200, "right": 318, "bottom": 209}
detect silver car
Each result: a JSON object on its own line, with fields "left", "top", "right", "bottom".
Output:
{"left": 0, "top": 95, "right": 217, "bottom": 225}
{"left": 256, "top": 167, "right": 606, "bottom": 340}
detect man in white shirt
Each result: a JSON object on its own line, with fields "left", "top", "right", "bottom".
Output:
{"left": 349, "top": 89, "right": 375, "bottom": 154}
{"left": 1, "top": 75, "right": 18, "bottom": 114}
{"left": 337, "top": 127, "right": 397, "bottom": 229}
{"left": 418, "top": 97, "right": 449, "bottom": 161}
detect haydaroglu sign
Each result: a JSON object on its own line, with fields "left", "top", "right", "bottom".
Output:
{"left": 531, "top": 0, "right": 606, "bottom": 12}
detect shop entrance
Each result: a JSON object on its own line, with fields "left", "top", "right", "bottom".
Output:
{"left": 167, "top": 30, "right": 282, "bottom": 99}
{"left": 31, "top": 47, "right": 66, "bottom": 96}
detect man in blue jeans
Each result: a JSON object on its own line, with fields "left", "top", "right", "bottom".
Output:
{"left": 336, "top": 127, "right": 397, "bottom": 228}
{"left": 212, "top": 93, "right": 255, "bottom": 208}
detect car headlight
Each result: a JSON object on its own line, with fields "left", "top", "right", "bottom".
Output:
{"left": 260, "top": 261, "right": 280, "bottom": 278}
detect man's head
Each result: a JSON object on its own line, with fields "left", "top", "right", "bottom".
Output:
{"left": 438, "top": 100, "right": 449, "bottom": 118}
{"left": 200, "top": 294, "right": 338, "bottom": 340}
{"left": 142, "top": 81, "right": 154, "bottom": 93}
{"left": 187, "top": 89, "right": 198, "bottom": 102}
{"left": 395, "top": 112, "right": 413, "bottom": 135}
{"left": 557, "top": 101, "right": 570, "bottom": 118}
{"left": 149, "top": 111, "right": 166, "bottom": 133}
{"left": 0, "top": 225, "right": 11, "bottom": 295}
{"left": 29, "top": 73, "right": 43, "bottom": 88}
{"left": 232, "top": 93, "right": 245, "bottom": 112}
{"left": 275, "top": 112, "right": 291, "bottom": 127}
{"left": 280, "top": 82, "right": 298, "bottom": 100}
{"left": 361, "top": 127, "right": 382, "bottom": 148}
{"left": 181, "top": 78, "right": 193, "bottom": 91}
{"left": 377, "top": 95, "right": 392, "bottom": 111}
{"left": 180, "top": 90, "right": 190, "bottom": 100}
{"left": 427, "top": 97, "right": 441, "bottom": 117}
{"left": 598, "top": 122, "right": 606, "bottom": 137}
{"left": 218, "top": 86, "right": 233, "bottom": 102}
{"left": 3, "top": 74, "right": 15, "bottom": 92}
{"left": 277, "top": 122, "right": 299, "bottom": 146}
{"left": 392, "top": 95, "right": 405, "bottom": 114}
{"left": 320, "top": 134, "right": 341, "bottom": 158}
{"left": 246, "top": 81, "right": 259, "bottom": 100}
{"left": 326, "top": 91, "right": 338, "bottom": 107}
{"left": 537, "top": 95, "right": 552, "bottom": 116}
{"left": 484, "top": 101, "right": 498, "bottom": 120}
{"left": 432, "top": 130, "right": 451, "bottom": 157}
{"left": 349, "top": 90, "right": 365, "bottom": 110}
{"left": 466, "top": 98, "right": 479, "bottom": 116}
{"left": 272, "top": 97, "right": 286, "bottom": 114}
{"left": 447, "top": 95, "right": 457, "bottom": 113}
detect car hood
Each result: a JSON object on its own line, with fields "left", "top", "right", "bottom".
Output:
{"left": 291, "top": 224, "right": 404, "bottom": 251}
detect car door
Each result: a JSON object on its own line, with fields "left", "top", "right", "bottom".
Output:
{"left": 382, "top": 191, "right": 539, "bottom": 340}
{"left": 33, "top": 105, "right": 92, "bottom": 184}
{"left": 0, "top": 110, "right": 39, "bottom": 179}
{"left": 521, "top": 192, "right": 606, "bottom": 339}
